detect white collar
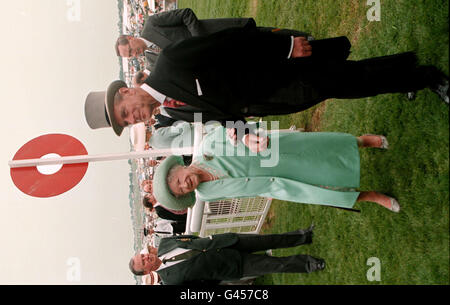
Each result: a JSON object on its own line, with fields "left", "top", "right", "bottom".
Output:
{"left": 156, "top": 247, "right": 191, "bottom": 271}
{"left": 139, "top": 37, "right": 153, "bottom": 48}
{"left": 140, "top": 83, "right": 166, "bottom": 105}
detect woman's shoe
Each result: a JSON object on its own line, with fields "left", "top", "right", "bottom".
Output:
{"left": 386, "top": 197, "right": 400, "bottom": 213}
{"left": 406, "top": 91, "right": 416, "bottom": 101}
{"left": 363, "top": 134, "right": 389, "bottom": 149}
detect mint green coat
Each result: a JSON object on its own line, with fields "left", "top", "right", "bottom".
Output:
{"left": 149, "top": 122, "right": 194, "bottom": 149}
{"left": 193, "top": 127, "right": 361, "bottom": 208}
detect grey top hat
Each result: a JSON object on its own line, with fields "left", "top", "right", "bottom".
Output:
{"left": 84, "top": 80, "right": 127, "bottom": 136}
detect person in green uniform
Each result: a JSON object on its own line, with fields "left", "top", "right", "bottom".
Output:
{"left": 153, "top": 126, "right": 399, "bottom": 213}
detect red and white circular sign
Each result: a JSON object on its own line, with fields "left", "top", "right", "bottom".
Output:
{"left": 10, "top": 134, "right": 88, "bottom": 198}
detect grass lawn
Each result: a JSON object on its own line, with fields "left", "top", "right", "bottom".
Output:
{"left": 178, "top": 0, "right": 449, "bottom": 284}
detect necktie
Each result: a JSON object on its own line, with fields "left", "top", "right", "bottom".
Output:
{"left": 162, "top": 249, "right": 202, "bottom": 264}
{"left": 163, "top": 97, "right": 187, "bottom": 108}
{"left": 154, "top": 230, "right": 172, "bottom": 235}
{"left": 145, "top": 43, "right": 161, "bottom": 53}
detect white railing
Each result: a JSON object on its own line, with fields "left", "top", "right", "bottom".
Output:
{"left": 185, "top": 198, "right": 272, "bottom": 236}
{"left": 199, "top": 197, "right": 272, "bottom": 236}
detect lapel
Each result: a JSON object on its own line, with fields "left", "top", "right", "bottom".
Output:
{"left": 155, "top": 113, "right": 177, "bottom": 127}
{"left": 142, "top": 18, "right": 173, "bottom": 48}
{"left": 198, "top": 18, "right": 256, "bottom": 33}
{"left": 157, "top": 235, "right": 198, "bottom": 255}
{"left": 164, "top": 105, "right": 238, "bottom": 123}
{"left": 148, "top": 75, "right": 228, "bottom": 116}
{"left": 149, "top": 29, "right": 173, "bottom": 49}
{"left": 156, "top": 259, "right": 191, "bottom": 285}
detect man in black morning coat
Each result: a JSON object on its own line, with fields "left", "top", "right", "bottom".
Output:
{"left": 115, "top": 8, "right": 310, "bottom": 70}
{"left": 85, "top": 26, "right": 448, "bottom": 140}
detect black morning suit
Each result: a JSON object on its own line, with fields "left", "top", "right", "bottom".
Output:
{"left": 156, "top": 230, "right": 318, "bottom": 285}
{"left": 145, "top": 27, "right": 433, "bottom": 125}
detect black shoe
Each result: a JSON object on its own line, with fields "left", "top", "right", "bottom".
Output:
{"left": 306, "top": 223, "right": 315, "bottom": 236}
{"left": 299, "top": 223, "right": 315, "bottom": 240}
{"left": 433, "top": 79, "right": 449, "bottom": 104}
{"left": 406, "top": 91, "right": 416, "bottom": 101}
{"left": 293, "top": 223, "right": 315, "bottom": 235}
{"left": 309, "top": 259, "right": 326, "bottom": 272}
{"left": 304, "top": 223, "right": 315, "bottom": 233}
{"left": 429, "top": 71, "right": 449, "bottom": 104}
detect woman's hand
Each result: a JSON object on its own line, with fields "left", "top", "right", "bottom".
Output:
{"left": 226, "top": 128, "right": 238, "bottom": 146}
{"left": 244, "top": 134, "right": 270, "bottom": 153}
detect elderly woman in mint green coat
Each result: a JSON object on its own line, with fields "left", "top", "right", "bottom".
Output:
{"left": 153, "top": 125, "right": 400, "bottom": 213}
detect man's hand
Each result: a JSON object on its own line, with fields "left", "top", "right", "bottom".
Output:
{"left": 244, "top": 134, "right": 270, "bottom": 153}
{"left": 147, "top": 245, "right": 158, "bottom": 255}
{"left": 132, "top": 71, "right": 149, "bottom": 87}
{"left": 146, "top": 159, "right": 158, "bottom": 167}
{"left": 291, "top": 37, "right": 312, "bottom": 58}
{"left": 226, "top": 128, "right": 238, "bottom": 146}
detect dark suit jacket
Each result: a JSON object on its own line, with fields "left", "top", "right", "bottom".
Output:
{"left": 146, "top": 27, "right": 351, "bottom": 124}
{"left": 154, "top": 113, "right": 179, "bottom": 129}
{"left": 156, "top": 234, "right": 242, "bottom": 285}
{"left": 141, "top": 8, "right": 256, "bottom": 49}
{"left": 155, "top": 205, "right": 187, "bottom": 222}
{"left": 144, "top": 50, "right": 159, "bottom": 71}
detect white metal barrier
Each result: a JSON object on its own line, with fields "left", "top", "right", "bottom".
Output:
{"left": 200, "top": 197, "right": 272, "bottom": 236}
{"left": 185, "top": 198, "right": 272, "bottom": 236}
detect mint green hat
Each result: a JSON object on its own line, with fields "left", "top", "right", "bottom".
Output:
{"left": 153, "top": 156, "right": 196, "bottom": 211}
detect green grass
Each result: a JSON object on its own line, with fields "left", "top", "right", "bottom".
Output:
{"left": 178, "top": 0, "right": 449, "bottom": 284}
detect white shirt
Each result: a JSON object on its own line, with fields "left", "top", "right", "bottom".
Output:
{"left": 140, "top": 245, "right": 191, "bottom": 273}
{"left": 140, "top": 83, "right": 166, "bottom": 104}
{"left": 139, "top": 37, "right": 157, "bottom": 49}
{"left": 154, "top": 219, "right": 175, "bottom": 234}
{"left": 287, "top": 36, "right": 295, "bottom": 58}
{"left": 157, "top": 247, "right": 192, "bottom": 270}
{"left": 140, "top": 83, "right": 172, "bottom": 117}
